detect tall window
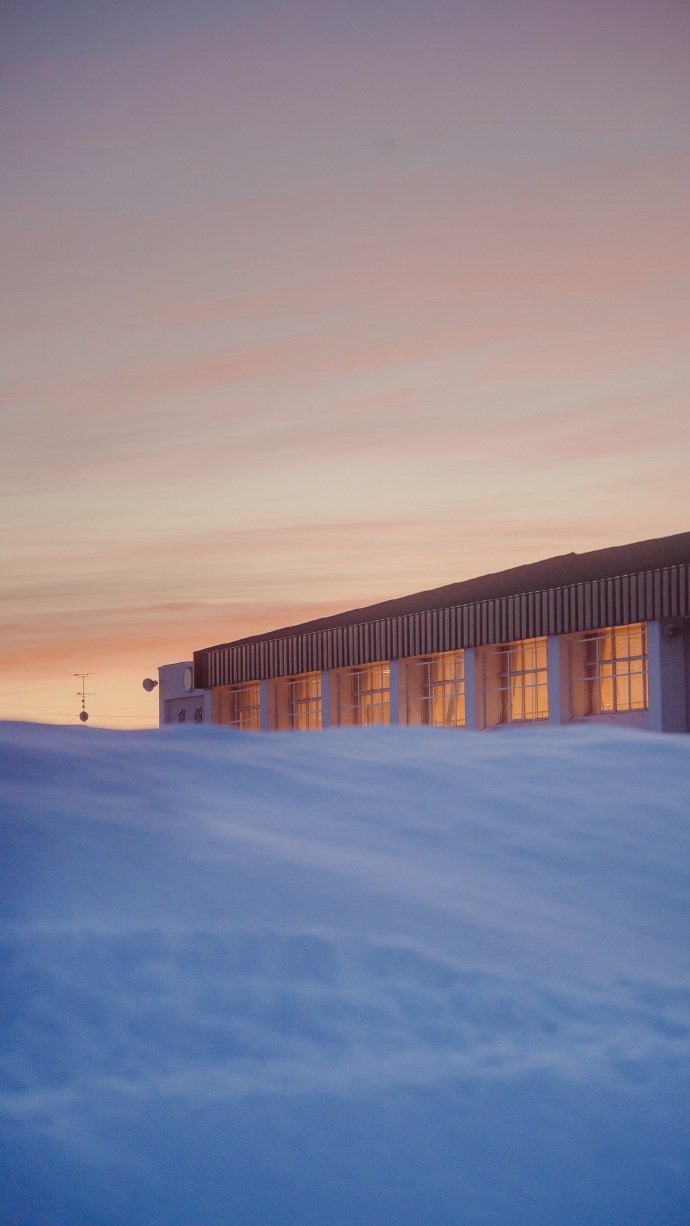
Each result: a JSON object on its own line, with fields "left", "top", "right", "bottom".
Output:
{"left": 336, "top": 663, "right": 390, "bottom": 726}
{"left": 573, "top": 623, "right": 647, "bottom": 716}
{"left": 287, "top": 673, "right": 322, "bottom": 730}
{"left": 483, "top": 637, "right": 548, "bottom": 725}
{"left": 212, "top": 682, "right": 261, "bottom": 730}
{"left": 272, "top": 673, "right": 322, "bottom": 730}
{"left": 401, "top": 652, "right": 465, "bottom": 726}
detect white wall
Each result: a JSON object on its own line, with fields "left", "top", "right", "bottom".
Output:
{"left": 647, "top": 620, "right": 688, "bottom": 733}
{"left": 157, "top": 662, "right": 212, "bottom": 727}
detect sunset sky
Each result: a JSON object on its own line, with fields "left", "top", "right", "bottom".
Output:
{"left": 2, "top": 0, "right": 689, "bottom": 728}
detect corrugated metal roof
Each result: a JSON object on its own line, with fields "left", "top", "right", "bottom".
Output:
{"left": 194, "top": 531, "right": 690, "bottom": 687}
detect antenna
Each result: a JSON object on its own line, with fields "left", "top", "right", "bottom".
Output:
{"left": 74, "top": 673, "right": 94, "bottom": 725}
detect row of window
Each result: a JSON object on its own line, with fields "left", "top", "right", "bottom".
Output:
{"left": 210, "top": 624, "right": 648, "bottom": 731}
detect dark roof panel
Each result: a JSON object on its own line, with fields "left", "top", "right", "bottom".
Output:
{"left": 199, "top": 530, "right": 690, "bottom": 654}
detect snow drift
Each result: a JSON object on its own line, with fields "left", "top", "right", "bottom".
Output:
{"left": 1, "top": 722, "right": 689, "bottom": 1225}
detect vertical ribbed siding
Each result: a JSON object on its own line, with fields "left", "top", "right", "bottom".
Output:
{"left": 195, "top": 563, "right": 689, "bottom": 686}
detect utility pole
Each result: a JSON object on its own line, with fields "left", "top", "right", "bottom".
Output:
{"left": 74, "top": 673, "right": 94, "bottom": 725}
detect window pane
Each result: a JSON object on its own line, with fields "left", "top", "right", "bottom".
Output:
{"left": 214, "top": 682, "right": 261, "bottom": 729}
{"left": 402, "top": 652, "right": 466, "bottom": 728}
{"left": 573, "top": 624, "right": 647, "bottom": 716}
{"left": 284, "top": 672, "right": 322, "bottom": 730}
{"left": 338, "top": 663, "right": 390, "bottom": 727}
{"left": 484, "top": 638, "right": 549, "bottom": 725}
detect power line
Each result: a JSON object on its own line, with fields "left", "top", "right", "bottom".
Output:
{"left": 1, "top": 712, "right": 153, "bottom": 717}
{"left": 0, "top": 707, "right": 150, "bottom": 713}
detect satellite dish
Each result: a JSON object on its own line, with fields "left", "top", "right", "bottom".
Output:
{"left": 142, "top": 678, "right": 158, "bottom": 692}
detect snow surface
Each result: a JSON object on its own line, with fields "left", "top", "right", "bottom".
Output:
{"left": 1, "top": 721, "right": 689, "bottom": 1225}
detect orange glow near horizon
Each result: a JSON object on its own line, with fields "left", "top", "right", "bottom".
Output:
{"left": 2, "top": 2, "right": 689, "bottom": 728}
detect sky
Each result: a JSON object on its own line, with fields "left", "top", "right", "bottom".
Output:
{"left": 2, "top": 0, "right": 689, "bottom": 728}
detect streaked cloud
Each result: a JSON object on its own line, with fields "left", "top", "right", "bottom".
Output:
{"left": 1, "top": 0, "right": 689, "bottom": 726}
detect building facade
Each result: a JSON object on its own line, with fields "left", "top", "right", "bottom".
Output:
{"left": 162, "top": 533, "right": 690, "bottom": 734}
{"left": 157, "top": 660, "right": 212, "bottom": 727}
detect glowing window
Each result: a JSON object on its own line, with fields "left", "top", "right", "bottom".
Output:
{"left": 574, "top": 623, "right": 647, "bottom": 715}
{"left": 484, "top": 638, "right": 548, "bottom": 725}
{"left": 401, "top": 652, "right": 465, "bottom": 726}
{"left": 337, "top": 663, "right": 390, "bottom": 726}
{"left": 212, "top": 682, "right": 261, "bottom": 730}
{"left": 273, "top": 673, "right": 322, "bottom": 731}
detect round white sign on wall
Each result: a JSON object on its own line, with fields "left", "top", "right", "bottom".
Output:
{"left": 183, "top": 666, "right": 194, "bottom": 692}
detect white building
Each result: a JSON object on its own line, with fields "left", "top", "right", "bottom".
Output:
{"left": 159, "top": 532, "right": 690, "bottom": 735}
{"left": 157, "top": 660, "right": 212, "bottom": 727}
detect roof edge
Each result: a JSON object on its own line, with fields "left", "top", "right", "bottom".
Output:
{"left": 197, "top": 530, "right": 690, "bottom": 656}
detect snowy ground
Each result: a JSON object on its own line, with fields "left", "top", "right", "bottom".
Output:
{"left": 1, "top": 721, "right": 689, "bottom": 1225}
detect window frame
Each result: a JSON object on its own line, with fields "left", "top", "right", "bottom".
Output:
{"left": 401, "top": 650, "right": 466, "bottom": 727}
{"left": 483, "top": 637, "right": 549, "bottom": 725}
{"left": 336, "top": 662, "right": 390, "bottom": 726}
{"left": 212, "top": 681, "right": 261, "bottom": 730}
{"left": 572, "top": 622, "right": 648, "bottom": 716}
{"left": 271, "top": 671, "right": 322, "bottom": 731}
